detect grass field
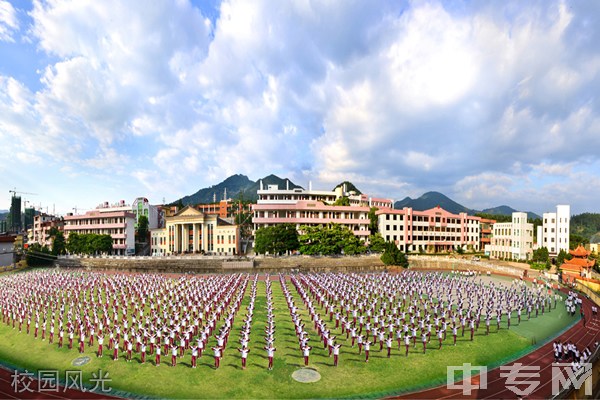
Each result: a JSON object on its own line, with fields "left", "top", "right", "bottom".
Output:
{"left": 0, "top": 273, "right": 578, "bottom": 399}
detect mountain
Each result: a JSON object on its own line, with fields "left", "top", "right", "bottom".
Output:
{"left": 481, "top": 206, "right": 540, "bottom": 220}
{"left": 394, "top": 192, "right": 541, "bottom": 219}
{"left": 175, "top": 174, "right": 302, "bottom": 205}
{"left": 0, "top": 211, "right": 7, "bottom": 221}
{"left": 394, "top": 191, "right": 476, "bottom": 215}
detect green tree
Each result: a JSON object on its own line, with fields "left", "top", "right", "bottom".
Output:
{"left": 380, "top": 242, "right": 409, "bottom": 267}
{"left": 569, "top": 234, "right": 589, "bottom": 249}
{"left": 333, "top": 196, "right": 350, "bottom": 206}
{"left": 368, "top": 207, "right": 379, "bottom": 235}
{"left": 532, "top": 247, "right": 549, "bottom": 263}
{"left": 25, "top": 243, "right": 54, "bottom": 266}
{"left": 556, "top": 249, "right": 572, "bottom": 267}
{"left": 95, "top": 234, "right": 114, "bottom": 254}
{"left": 298, "top": 224, "right": 366, "bottom": 256}
{"left": 254, "top": 224, "right": 299, "bottom": 255}
{"left": 137, "top": 215, "right": 149, "bottom": 242}
{"left": 368, "top": 233, "right": 386, "bottom": 253}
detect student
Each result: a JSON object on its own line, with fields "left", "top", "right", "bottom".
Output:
{"left": 332, "top": 343, "right": 341, "bottom": 366}
{"left": 364, "top": 341, "right": 372, "bottom": 363}
{"left": 155, "top": 346, "right": 161, "bottom": 366}
{"left": 238, "top": 346, "right": 250, "bottom": 370}
{"left": 302, "top": 345, "right": 312, "bottom": 366}
{"left": 264, "top": 345, "right": 276, "bottom": 370}
{"left": 141, "top": 342, "right": 147, "bottom": 364}
{"left": 212, "top": 346, "right": 222, "bottom": 369}
{"left": 97, "top": 335, "right": 104, "bottom": 357}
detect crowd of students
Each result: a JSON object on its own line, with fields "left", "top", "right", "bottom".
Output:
{"left": 0, "top": 269, "right": 578, "bottom": 372}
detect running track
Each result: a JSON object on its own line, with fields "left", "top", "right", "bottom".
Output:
{"left": 395, "top": 289, "right": 600, "bottom": 399}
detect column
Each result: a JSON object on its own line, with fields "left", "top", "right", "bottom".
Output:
{"left": 181, "top": 224, "right": 185, "bottom": 253}
{"left": 193, "top": 224, "right": 197, "bottom": 252}
{"left": 202, "top": 223, "right": 207, "bottom": 252}
{"left": 173, "top": 224, "right": 178, "bottom": 254}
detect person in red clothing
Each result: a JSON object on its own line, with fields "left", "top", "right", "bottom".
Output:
{"left": 190, "top": 345, "right": 198, "bottom": 368}
{"left": 332, "top": 343, "right": 341, "bottom": 366}
{"left": 155, "top": 346, "right": 161, "bottom": 366}
{"left": 97, "top": 335, "right": 104, "bottom": 358}
{"left": 113, "top": 344, "right": 119, "bottom": 361}
{"left": 141, "top": 343, "right": 147, "bottom": 364}
{"left": 238, "top": 346, "right": 250, "bottom": 370}
{"left": 212, "top": 346, "right": 222, "bottom": 369}
{"left": 302, "top": 345, "right": 312, "bottom": 366}
{"left": 171, "top": 345, "right": 178, "bottom": 367}
{"left": 264, "top": 345, "right": 276, "bottom": 370}
{"left": 364, "top": 341, "right": 372, "bottom": 363}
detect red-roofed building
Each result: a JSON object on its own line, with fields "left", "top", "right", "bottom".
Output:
{"left": 560, "top": 244, "right": 596, "bottom": 278}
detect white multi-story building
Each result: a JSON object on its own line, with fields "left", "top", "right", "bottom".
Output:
{"left": 64, "top": 210, "right": 136, "bottom": 256}
{"left": 377, "top": 206, "right": 481, "bottom": 253}
{"left": 489, "top": 212, "right": 533, "bottom": 261}
{"left": 537, "top": 205, "right": 570, "bottom": 256}
{"left": 95, "top": 197, "right": 160, "bottom": 230}
{"left": 252, "top": 180, "right": 393, "bottom": 241}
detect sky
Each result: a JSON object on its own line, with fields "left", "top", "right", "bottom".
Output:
{"left": 0, "top": 0, "right": 599, "bottom": 216}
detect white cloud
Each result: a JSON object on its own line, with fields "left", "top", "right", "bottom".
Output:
{"left": 1, "top": 0, "right": 600, "bottom": 213}
{"left": 0, "top": 0, "right": 18, "bottom": 42}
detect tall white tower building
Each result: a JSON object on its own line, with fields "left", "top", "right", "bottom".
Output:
{"left": 540, "top": 205, "right": 570, "bottom": 256}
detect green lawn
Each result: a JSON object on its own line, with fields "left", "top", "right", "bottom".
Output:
{"left": 0, "top": 274, "right": 577, "bottom": 399}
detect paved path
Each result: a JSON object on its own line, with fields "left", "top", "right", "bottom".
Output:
{"left": 394, "top": 289, "right": 599, "bottom": 399}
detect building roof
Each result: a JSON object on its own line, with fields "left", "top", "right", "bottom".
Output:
{"left": 570, "top": 244, "right": 590, "bottom": 258}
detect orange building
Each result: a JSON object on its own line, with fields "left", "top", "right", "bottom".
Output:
{"left": 560, "top": 244, "right": 596, "bottom": 278}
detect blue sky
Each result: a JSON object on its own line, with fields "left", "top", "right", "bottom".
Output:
{"left": 1, "top": 0, "right": 599, "bottom": 216}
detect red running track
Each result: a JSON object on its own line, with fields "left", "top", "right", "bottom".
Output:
{"left": 394, "top": 290, "right": 600, "bottom": 400}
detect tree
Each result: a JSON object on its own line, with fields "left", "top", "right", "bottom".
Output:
{"left": 254, "top": 224, "right": 299, "bottom": 255}
{"left": 96, "top": 234, "right": 114, "bottom": 254}
{"left": 380, "top": 242, "right": 409, "bottom": 267}
{"left": 66, "top": 233, "right": 113, "bottom": 255}
{"left": 368, "top": 233, "right": 386, "bottom": 253}
{"left": 298, "top": 224, "right": 365, "bottom": 256}
{"left": 333, "top": 196, "right": 350, "bottom": 206}
{"left": 26, "top": 243, "right": 54, "bottom": 266}
{"left": 51, "top": 231, "right": 66, "bottom": 256}
{"left": 556, "top": 249, "right": 571, "bottom": 267}
{"left": 137, "top": 215, "right": 149, "bottom": 242}
{"left": 532, "top": 247, "right": 549, "bottom": 267}
{"left": 368, "top": 207, "right": 379, "bottom": 235}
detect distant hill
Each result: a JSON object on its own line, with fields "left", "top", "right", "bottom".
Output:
{"left": 481, "top": 205, "right": 540, "bottom": 220}
{"left": 394, "top": 192, "right": 541, "bottom": 219}
{"left": 333, "top": 181, "right": 362, "bottom": 195}
{"left": 174, "top": 174, "right": 302, "bottom": 205}
{"left": 571, "top": 213, "right": 600, "bottom": 242}
{"left": 0, "top": 211, "right": 7, "bottom": 221}
{"left": 395, "top": 191, "right": 476, "bottom": 215}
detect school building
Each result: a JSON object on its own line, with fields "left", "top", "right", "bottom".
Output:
{"left": 150, "top": 206, "right": 240, "bottom": 256}
{"left": 376, "top": 206, "right": 481, "bottom": 253}
{"left": 252, "top": 180, "right": 393, "bottom": 241}
{"left": 488, "top": 212, "right": 534, "bottom": 261}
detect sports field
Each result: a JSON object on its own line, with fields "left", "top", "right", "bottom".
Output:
{"left": 0, "top": 269, "right": 577, "bottom": 399}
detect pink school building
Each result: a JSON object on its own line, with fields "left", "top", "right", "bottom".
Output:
{"left": 376, "top": 206, "right": 481, "bottom": 253}
{"left": 252, "top": 181, "right": 393, "bottom": 241}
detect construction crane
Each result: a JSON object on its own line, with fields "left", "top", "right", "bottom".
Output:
{"left": 9, "top": 188, "right": 38, "bottom": 197}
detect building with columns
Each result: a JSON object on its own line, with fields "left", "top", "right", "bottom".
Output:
{"left": 376, "top": 206, "right": 481, "bottom": 253}
{"left": 151, "top": 206, "right": 240, "bottom": 256}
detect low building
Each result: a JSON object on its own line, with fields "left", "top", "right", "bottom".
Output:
{"left": 0, "top": 235, "right": 15, "bottom": 267}
{"left": 64, "top": 210, "right": 136, "bottom": 256}
{"left": 376, "top": 206, "right": 481, "bottom": 253}
{"left": 561, "top": 244, "right": 595, "bottom": 279}
{"left": 32, "top": 213, "right": 64, "bottom": 248}
{"left": 489, "top": 212, "right": 533, "bottom": 261}
{"left": 151, "top": 206, "right": 240, "bottom": 256}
